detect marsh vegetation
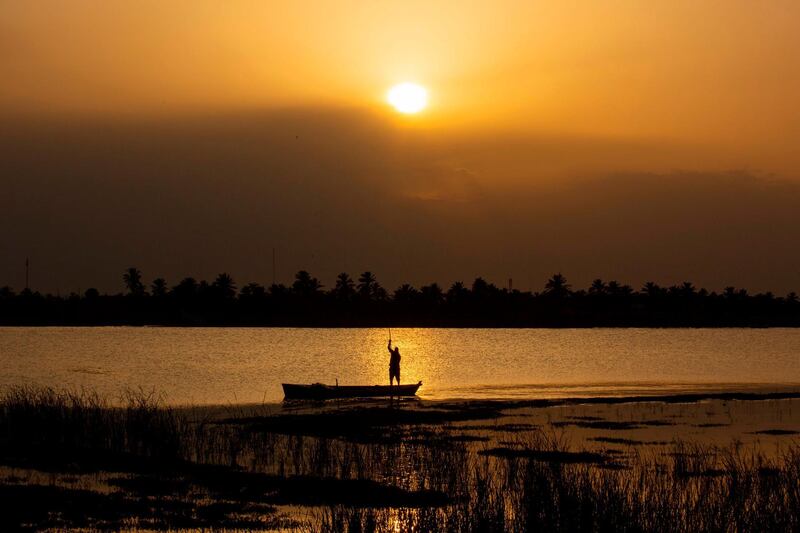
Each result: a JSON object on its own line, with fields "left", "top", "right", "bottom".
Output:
{"left": 1, "top": 387, "right": 799, "bottom": 531}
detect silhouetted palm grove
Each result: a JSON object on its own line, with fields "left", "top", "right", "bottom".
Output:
{"left": 1, "top": 269, "right": 799, "bottom": 326}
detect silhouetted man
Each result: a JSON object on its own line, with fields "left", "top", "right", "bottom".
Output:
{"left": 388, "top": 340, "right": 401, "bottom": 385}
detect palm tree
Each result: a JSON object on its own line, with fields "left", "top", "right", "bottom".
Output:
{"left": 374, "top": 285, "right": 388, "bottom": 301}
{"left": 420, "top": 283, "right": 444, "bottom": 305}
{"left": 123, "top": 267, "right": 145, "bottom": 296}
{"left": 173, "top": 277, "right": 198, "bottom": 301}
{"left": 239, "top": 282, "right": 266, "bottom": 301}
{"left": 198, "top": 280, "right": 211, "bottom": 299}
{"left": 268, "top": 283, "right": 289, "bottom": 299}
{"left": 292, "top": 270, "right": 322, "bottom": 297}
{"left": 471, "top": 277, "right": 490, "bottom": 295}
{"left": 333, "top": 272, "right": 356, "bottom": 301}
{"left": 393, "top": 284, "right": 419, "bottom": 305}
{"left": 680, "top": 281, "right": 696, "bottom": 297}
{"left": 544, "top": 273, "right": 570, "bottom": 298}
{"left": 617, "top": 284, "right": 634, "bottom": 296}
{"left": 641, "top": 281, "right": 662, "bottom": 298}
{"left": 589, "top": 279, "right": 607, "bottom": 295}
{"left": 151, "top": 278, "right": 168, "bottom": 298}
{"left": 446, "top": 281, "right": 469, "bottom": 305}
{"left": 213, "top": 273, "right": 237, "bottom": 300}
{"left": 357, "top": 271, "right": 384, "bottom": 301}
{"left": 357, "top": 271, "right": 377, "bottom": 298}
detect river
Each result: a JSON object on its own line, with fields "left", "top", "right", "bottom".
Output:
{"left": 1, "top": 327, "right": 799, "bottom": 404}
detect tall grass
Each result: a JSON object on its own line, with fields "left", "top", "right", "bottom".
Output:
{"left": 0, "top": 386, "right": 188, "bottom": 465}
{"left": 316, "top": 434, "right": 800, "bottom": 532}
{"left": 2, "top": 387, "right": 799, "bottom": 531}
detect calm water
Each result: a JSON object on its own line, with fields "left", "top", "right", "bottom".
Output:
{"left": 1, "top": 327, "right": 800, "bottom": 404}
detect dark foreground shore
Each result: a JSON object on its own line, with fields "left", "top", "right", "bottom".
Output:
{"left": 1, "top": 387, "right": 799, "bottom": 531}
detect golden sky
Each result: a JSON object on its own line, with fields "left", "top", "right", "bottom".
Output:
{"left": 2, "top": 1, "right": 800, "bottom": 292}
{"left": 3, "top": 1, "right": 799, "bottom": 142}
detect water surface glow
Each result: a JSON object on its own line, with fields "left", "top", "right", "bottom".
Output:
{"left": 1, "top": 327, "right": 799, "bottom": 404}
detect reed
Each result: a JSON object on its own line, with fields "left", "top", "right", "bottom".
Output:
{"left": 315, "top": 435, "right": 800, "bottom": 532}
{"left": 0, "top": 386, "right": 187, "bottom": 465}
{"left": 2, "top": 387, "right": 799, "bottom": 531}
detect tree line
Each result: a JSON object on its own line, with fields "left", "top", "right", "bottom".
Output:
{"left": 1, "top": 268, "right": 799, "bottom": 326}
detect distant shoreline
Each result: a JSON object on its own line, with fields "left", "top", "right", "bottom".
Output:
{"left": 3, "top": 270, "right": 799, "bottom": 327}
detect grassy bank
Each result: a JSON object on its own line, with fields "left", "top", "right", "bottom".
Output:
{"left": 1, "top": 387, "right": 799, "bottom": 531}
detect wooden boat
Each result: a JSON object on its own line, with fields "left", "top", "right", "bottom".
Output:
{"left": 282, "top": 381, "right": 422, "bottom": 400}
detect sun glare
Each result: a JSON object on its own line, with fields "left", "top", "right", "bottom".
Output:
{"left": 387, "top": 83, "right": 428, "bottom": 114}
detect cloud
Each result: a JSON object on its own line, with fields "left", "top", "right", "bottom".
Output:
{"left": 1, "top": 108, "right": 799, "bottom": 294}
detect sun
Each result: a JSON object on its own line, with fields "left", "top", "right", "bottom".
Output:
{"left": 387, "top": 82, "right": 428, "bottom": 114}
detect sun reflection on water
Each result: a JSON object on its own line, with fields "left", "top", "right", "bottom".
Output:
{"left": 4, "top": 327, "right": 800, "bottom": 404}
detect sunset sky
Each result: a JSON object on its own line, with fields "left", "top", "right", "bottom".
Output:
{"left": 2, "top": 1, "right": 800, "bottom": 293}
